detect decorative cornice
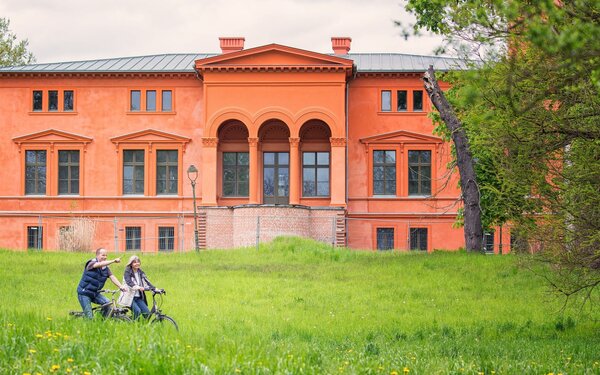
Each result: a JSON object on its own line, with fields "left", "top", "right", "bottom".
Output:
{"left": 355, "top": 72, "right": 424, "bottom": 79}
{"left": 0, "top": 72, "right": 194, "bottom": 79}
{"left": 330, "top": 137, "right": 347, "bottom": 147}
{"left": 13, "top": 128, "right": 93, "bottom": 153}
{"left": 198, "top": 65, "right": 351, "bottom": 74}
{"left": 202, "top": 137, "right": 219, "bottom": 148}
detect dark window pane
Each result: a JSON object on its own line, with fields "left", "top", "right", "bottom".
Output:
{"left": 146, "top": 90, "right": 156, "bottom": 112}
{"left": 125, "top": 227, "right": 142, "bottom": 251}
{"left": 25, "top": 150, "right": 47, "bottom": 195}
{"left": 33, "top": 90, "right": 43, "bottom": 111}
{"left": 373, "top": 181, "right": 384, "bottom": 195}
{"left": 222, "top": 152, "right": 249, "bottom": 197}
{"left": 238, "top": 182, "right": 249, "bottom": 196}
{"left": 223, "top": 182, "right": 235, "bottom": 196}
{"left": 377, "top": 228, "right": 394, "bottom": 250}
{"left": 159, "top": 226, "right": 175, "bottom": 251}
{"left": 317, "top": 181, "right": 329, "bottom": 196}
{"left": 413, "top": 90, "right": 423, "bottom": 111}
{"left": 381, "top": 90, "right": 391, "bottom": 112}
{"left": 27, "top": 226, "right": 43, "bottom": 249}
{"left": 223, "top": 152, "right": 236, "bottom": 165}
{"left": 373, "top": 151, "right": 384, "bottom": 164}
{"left": 238, "top": 153, "right": 249, "bottom": 165}
{"left": 408, "top": 150, "right": 431, "bottom": 196}
{"left": 123, "top": 150, "right": 145, "bottom": 194}
{"left": 64, "top": 90, "right": 74, "bottom": 111}
{"left": 385, "top": 151, "right": 396, "bottom": 163}
{"left": 130, "top": 90, "right": 141, "bottom": 111}
{"left": 48, "top": 90, "right": 58, "bottom": 111}
{"left": 263, "top": 167, "right": 274, "bottom": 196}
{"left": 397, "top": 90, "right": 407, "bottom": 111}
{"left": 161, "top": 90, "right": 172, "bottom": 112}
{"left": 410, "top": 228, "right": 428, "bottom": 251}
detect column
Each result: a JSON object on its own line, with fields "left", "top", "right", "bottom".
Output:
{"left": 248, "top": 137, "right": 259, "bottom": 204}
{"left": 201, "top": 137, "right": 218, "bottom": 206}
{"left": 289, "top": 137, "right": 300, "bottom": 205}
{"left": 330, "top": 137, "right": 347, "bottom": 206}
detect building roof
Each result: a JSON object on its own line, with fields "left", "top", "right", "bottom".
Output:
{"left": 0, "top": 52, "right": 465, "bottom": 74}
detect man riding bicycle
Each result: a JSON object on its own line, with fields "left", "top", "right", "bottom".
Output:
{"left": 76, "top": 248, "right": 127, "bottom": 319}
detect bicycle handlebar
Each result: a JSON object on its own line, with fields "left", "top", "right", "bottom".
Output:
{"left": 99, "top": 289, "right": 119, "bottom": 294}
{"left": 152, "top": 289, "right": 166, "bottom": 295}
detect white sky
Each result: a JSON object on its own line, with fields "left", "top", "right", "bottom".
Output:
{"left": 1, "top": 0, "right": 445, "bottom": 64}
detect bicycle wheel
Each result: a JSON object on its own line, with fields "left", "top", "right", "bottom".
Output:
{"left": 111, "top": 313, "right": 132, "bottom": 322}
{"left": 151, "top": 314, "right": 178, "bottom": 331}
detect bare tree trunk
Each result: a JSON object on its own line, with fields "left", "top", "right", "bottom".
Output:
{"left": 423, "top": 65, "right": 483, "bottom": 252}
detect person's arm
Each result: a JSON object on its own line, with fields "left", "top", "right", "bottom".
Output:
{"left": 109, "top": 274, "right": 127, "bottom": 292}
{"left": 91, "top": 257, "right": 121, "bottom": 269}
{"left": 123, "top": 268, "right": 138, "bottom": 289}
{"left": 141, "top": 271, "right": 156, "bottom": 291}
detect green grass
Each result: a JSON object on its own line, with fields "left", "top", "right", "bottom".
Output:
{"left": 1, "top": 237, "right": 599, "bottom": 374}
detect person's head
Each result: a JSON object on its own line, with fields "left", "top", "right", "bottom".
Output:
{"left": 95, "top": 248, "right": 108, "bottom": 261}
{"left": 126, "top": 255, "right": 141, "bottom": 270}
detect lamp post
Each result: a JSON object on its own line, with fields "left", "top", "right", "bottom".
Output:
{"left": 187, "top": 165, "right": 199, "bottom": 252}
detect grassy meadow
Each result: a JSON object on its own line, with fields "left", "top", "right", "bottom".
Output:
{"left": 1, "top": 237, "right": 599, "bottom": 374}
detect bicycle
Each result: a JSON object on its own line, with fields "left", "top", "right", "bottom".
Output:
{"left": 70, "top": 289, "right": 132, "bottom": 322}
{"left": 141, "top": 289, "right": 178, "bottom": 331}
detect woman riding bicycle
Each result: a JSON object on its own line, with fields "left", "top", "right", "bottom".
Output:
{"left": 123, "top": 255, "right": 162, "bottom": 319}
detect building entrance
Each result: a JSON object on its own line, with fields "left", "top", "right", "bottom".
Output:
{"left": 263, "top": 152, "right": 289, "bottom": 204}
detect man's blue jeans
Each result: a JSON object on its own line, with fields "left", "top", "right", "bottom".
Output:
{"left": 78, "top": 293, "right": 110, "bottom": 319}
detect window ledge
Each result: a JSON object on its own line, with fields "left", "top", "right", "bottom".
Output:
{"left": 126, "top": 111, "right": 177, "bottom": 115}
{"left": 377, "top": 112, "right": 427, "bottom": 116}
{"left": 29, "top": 111, "right": 78, "bottom": 115}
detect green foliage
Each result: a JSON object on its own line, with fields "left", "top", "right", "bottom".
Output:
{"left": 0, "top": 17, "right": 35, "bottom": 67}
{"left": 404, "top": 0, "right": 600, "bottom": 300}
{"left": 1, "top": 240, "right": 599, "bottom": 373}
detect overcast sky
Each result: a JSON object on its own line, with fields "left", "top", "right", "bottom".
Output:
{"left": 1, "top": 0, "right": 445, "bottom": 64}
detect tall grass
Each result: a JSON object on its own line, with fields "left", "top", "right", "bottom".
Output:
{"left": 1, "top": 237, "right": 599, "bottom": 374}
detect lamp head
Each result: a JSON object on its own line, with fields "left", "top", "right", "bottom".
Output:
{"left": 187, "top": 165, "right": 198, "bottom": 182}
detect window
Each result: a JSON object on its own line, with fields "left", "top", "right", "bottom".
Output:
{"left": 408, "top": 150, "right": 431, "bottom": 196}
{"left": 64, "top": 90, "right": 74, "bottom": 111}
{"left": 31, "top": 90, "right": 75, "bottom": 112}
{"left": 27, "top": 226, "right": 43, "bottom": 249}
{"left": 162, "top": 90, "right": 172, "bottom": 112}
{"left": 123, "top": 150, "right": 145, "bottom": 194}
{"left": 146, "top": 90, "right": 156, "bottom": 112}
{"left": 413, "top": 90, "right": 423, "bottom": 111}
{"left": 484, "top": 231, "right": 495, "bottom": 253}
{"left": 376, "top": 228, "right": 394, "bottom": 250}
{"left": 130, "top": 89, "right": 173, "bottom": 112}
{"left": 302, "top": 152, "right": 330, "bottom": 197}
{"left": 125, "top": 227, "right": 142, "bottom": 251}
{"left": 156, "top": 150, "right": 178, "bottom": 195}
{"left": 158, "top": 226, "right": 175, "bottom": 251}
{"left": 410, "top": 228, "right": 428, "bottom": 251}
{"left": 223, "top": 152, "right": 249, "bottom": 197}
{"left": 25, "top": 150, "right": 47, "bottom": 195}
{"left": 33, "top": 90, "right": 43, "bottom": 111}
{"left": 373, "top": 150, "right": 396, "bottom": 195}
{"left": 397, "top": 90, "right": 407, "bottom": 111}
{"left": 381, "top": 90, "right": 391, "bottom": 112}
{"left": 48, "top": 90, "right": 58, "bottom": 111}
{"left": 58, "top": 150, "right": 80, "bottom": 195}
{"left": 130, "top": 90, "right": 141, "bottom": 111}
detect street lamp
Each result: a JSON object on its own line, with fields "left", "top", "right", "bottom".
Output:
{"left": 187, "top": 165, "right": 199, "bottom": 252}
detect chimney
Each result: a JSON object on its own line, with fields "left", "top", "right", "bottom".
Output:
{"left": 331, "top": 37, "right": 352, "bottom": 55}
{"left": 219, "top": 37, "right": 245, "bottom": 54}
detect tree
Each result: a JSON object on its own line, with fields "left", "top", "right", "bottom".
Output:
{"left": 0, "top": 17, "right": 35, "bottom": 67}
{"left": 423, "top": 66, "right": 483, "bottom": 253}
{"left": 403, "top": 0, "right": 600, "bottom": 305}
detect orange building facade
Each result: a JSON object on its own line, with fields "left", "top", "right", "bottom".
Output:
{"left": 0, "top": 37, "right": 510, "bottom": 253}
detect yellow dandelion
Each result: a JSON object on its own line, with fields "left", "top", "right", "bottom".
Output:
{"left": 46, "top": 317, "right": 52, "bottom": 321}
{"left": 53, "top": 348, "right": 59, "bottom": 352}
{"left": 404, "top": 367, "right": 410, "bottom": 374}
{"left": 35, "top": 334, "right": 43, "bottom": 338}
{"left": 391, "top": 371, "right": 398, "bottom": 375}
{"left": 67, "top": 358, "right": 74, "bottom": 363}
{"left": 23, "top": 373, "right": 32, "bottom": 375}
{"left": 84, "top": 372, "right": 91, "bottom": 375}
{"left": 50, "top": 364, "right": 60, "bottom": 372}
{"left": 66, "top": 369, "right": 72, "bottom": 373}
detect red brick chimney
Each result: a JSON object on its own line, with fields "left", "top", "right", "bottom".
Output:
{"left": 219, "top": 37, "right": 245, "bottom": 54}
{"left": 331, "top": 37, "right": 352, "bottom": 55}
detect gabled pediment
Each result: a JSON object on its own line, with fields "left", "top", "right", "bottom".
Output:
{"left": 360, "top": 130, "right": 443, "bottom": 145}
{"left": 110, "top": 129, "right": 191, "bottom": 152}
{"left": 13, "top": 128, "right": 92, "bottom": 146}
{"left": 195, "top": 44, "right": 354, "bottom": 75}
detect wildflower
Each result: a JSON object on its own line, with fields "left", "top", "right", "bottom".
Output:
{"left": 28, "top": 349, "right": 36, "bottom": 354}
{"left": 53, "top": 349, "right": 59, "bottom": 352}
{"left": 391, "top": 371, "right": 398, "bottom": 375}
{"left": 67, "top": 358, "right": 74, "bottom": 363}
{"left": 84, "top": 372, "right": 91, "bottom": 375}
{"left": 404, "top": 367, "right": 410, "bottom": 374}
{"left": 235, "top": 369, "right": 241, "bottom": 373}
{"left": 50, "top": 364, "right": 60, "bottom": 372}
{"left": 23, "top": 373, "right": 31, "bottom": 375}
{"left": 47, "top": 317, "right": 52, "bottom": 321}
{"left": 66, "top": 369, "right": 72, "bottom": 373}
{"left": 35, "top": 334, "right": 43, "bottom": 338}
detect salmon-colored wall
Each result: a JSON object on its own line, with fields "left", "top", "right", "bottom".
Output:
{"left": 0, "top": 43, "right": 496, "bottom": 252}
